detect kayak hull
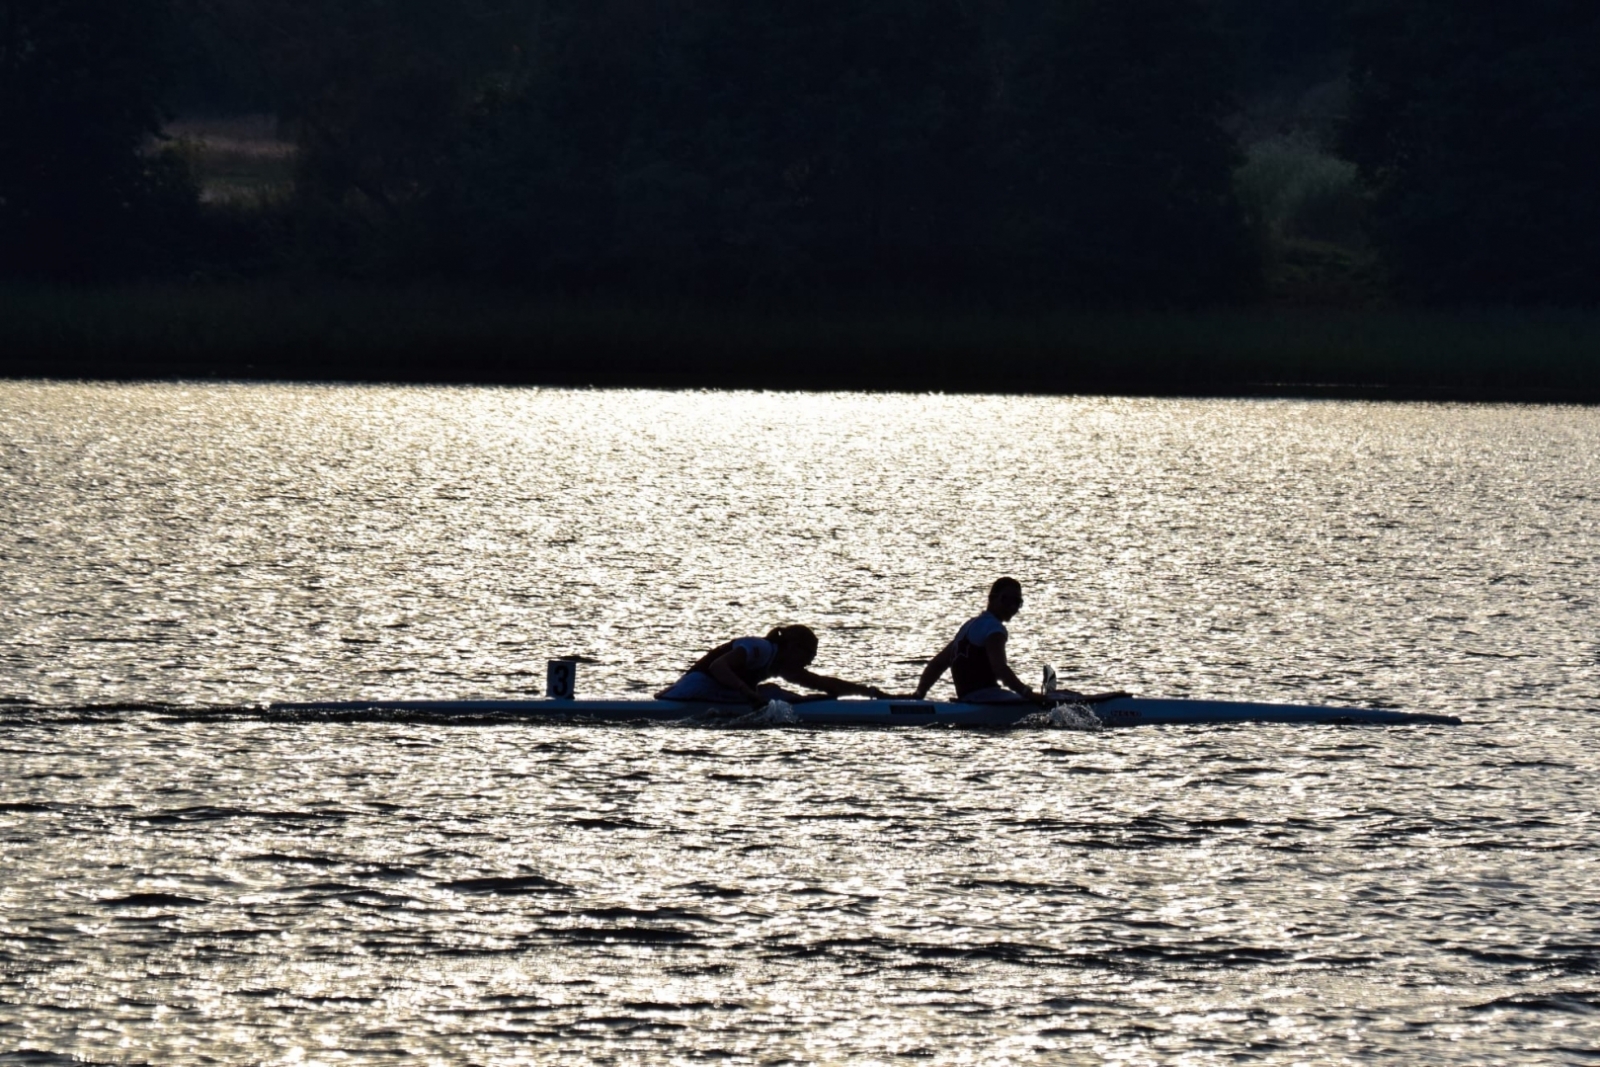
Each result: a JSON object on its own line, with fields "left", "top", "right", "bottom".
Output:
{"left": 266, "top": 696, "right": 1463, "bottom": 727}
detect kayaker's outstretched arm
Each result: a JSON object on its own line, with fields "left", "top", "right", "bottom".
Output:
{"left": 781, "top": 665, "right": 888, "bottom": 699}
{"left": 911, "top": 641, "right": 957, "bottom": 700}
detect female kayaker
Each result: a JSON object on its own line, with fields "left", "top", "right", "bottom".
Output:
{"left": 657, "top": 625, "right": 888, "bottom": 707}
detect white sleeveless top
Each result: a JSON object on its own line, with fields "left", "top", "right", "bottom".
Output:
{"left": 724, "top": 637, "right": 779, "bottom": 679}
{"left": 951, "top": 612, "right": 1008, "bottom": 696}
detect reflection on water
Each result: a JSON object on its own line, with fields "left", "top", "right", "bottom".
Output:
{"left": 1, "top": 382, "right": 1598, "bottom": 1064}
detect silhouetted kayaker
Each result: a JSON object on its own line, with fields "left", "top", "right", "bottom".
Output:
{"left": 658, "top": 625, "right": 888, "bottom": 707}
{"left": 911, "top": 577, "right": 1041, "bottom": 704}
{"left": 912, "top": 577, "right": 1126, "bottom": 705}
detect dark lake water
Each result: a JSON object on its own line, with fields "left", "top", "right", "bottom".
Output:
{"left": 2, "top": 382, "right": 1597, "bottom": 1064}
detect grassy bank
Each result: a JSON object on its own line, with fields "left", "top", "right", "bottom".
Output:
{"left": 3, "top": 282, "right": 1599, "bottom": 401}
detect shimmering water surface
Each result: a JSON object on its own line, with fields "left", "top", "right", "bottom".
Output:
{"left": 2, "top": 382, "right": 1597, "bottom": 1065}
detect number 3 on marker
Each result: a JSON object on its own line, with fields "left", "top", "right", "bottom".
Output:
{"left": 546, "top": 660, "right": 576, "bottom": 700}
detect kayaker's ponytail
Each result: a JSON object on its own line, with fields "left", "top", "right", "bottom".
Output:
{"left": 766, "top": 624, "right": 818, "bottom": 666}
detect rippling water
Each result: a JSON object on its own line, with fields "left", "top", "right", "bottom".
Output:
{"left": 2, "top": 382, "right": 1598, "bottom": 1064}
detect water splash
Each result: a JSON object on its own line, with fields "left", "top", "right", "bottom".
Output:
{"left": 672, "top": 700, "right": 799, "bottom": 728}
{"left": 1019, "top": 703, "right": 1105, "bottom": 732}
{"left": 743, "top": 700, "right": 799, "bottom": 726}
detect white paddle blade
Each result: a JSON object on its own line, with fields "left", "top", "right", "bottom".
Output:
{"left": 1042, "top": 664, "right": 1058, "bottom": 695}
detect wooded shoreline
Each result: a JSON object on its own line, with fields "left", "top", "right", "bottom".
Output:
{"left": 4, "top": 284, "right": 1598, "bottom": 403}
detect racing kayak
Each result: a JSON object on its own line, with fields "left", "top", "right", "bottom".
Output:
{"left": 266, "top": 695, "right": 1463, "bottom": 728}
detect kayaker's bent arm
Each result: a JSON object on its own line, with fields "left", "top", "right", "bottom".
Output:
{"left": 911, "top": 642, "right": 957, "bottom": 700}
{"left": 707, "top": 647, "right": 768, "bottom": 705}
{"left": 986, "top": 632, "right": 1044, "bottom": 705}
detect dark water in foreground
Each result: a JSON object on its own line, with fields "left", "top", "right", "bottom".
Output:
{"left": 2, "top": 383, "right": 1598, "bottom": 1064}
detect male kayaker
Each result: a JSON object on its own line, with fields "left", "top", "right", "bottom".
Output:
{"left": 658, "top": 625, "right": 889, "bottom": 708}
{"left": 911, "top": 577, "right": 1126, "bottom": 705}
{"left": 911, "top": 577, "right": 1042, "bottom": 704}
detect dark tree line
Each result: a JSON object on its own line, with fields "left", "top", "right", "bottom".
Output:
{"left": 4, "top": 0, "right": 1599, "bottom": 307}
{"left": 256, "top": 0, "right": 1253, "bottom": 303}
{"left": 0, "top": 0, "right": 195, "bottom": 279}
{"left": 1342, "top": 0, "right": 1600, "bottom": 305}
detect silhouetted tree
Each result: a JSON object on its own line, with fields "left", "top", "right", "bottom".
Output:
{"left": 995, "top": 0, "right": 1253, "bottom": 300}
{"left": 1206, "top": 0, "right": 1344, "bottom": 98}
{"left": 166, "top": 0, "right": 275, "bottom": 115}
{"left": 192, "top": 0, "right": 533, "bottom": 273}
{"left": 1344, "top": 0, "right": 1600, "bottom": 305}
{"left": 427, "top": 0, "right": 991, "bottom": 296}
{"left": 0, "top": 0, "right": 193, "bottom": 278}
{"left": 667, "top": 0, "right": 992, "bottom": 293}
{"left": 416, "top": 0, "right": 668, "bottom": 283}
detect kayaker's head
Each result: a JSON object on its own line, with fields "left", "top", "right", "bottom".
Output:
{"left": 988, "top": 577, "right": 1024, "bottom": 622}
{"left": 766, "top": 624, "right": 819, "bottom": 670}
